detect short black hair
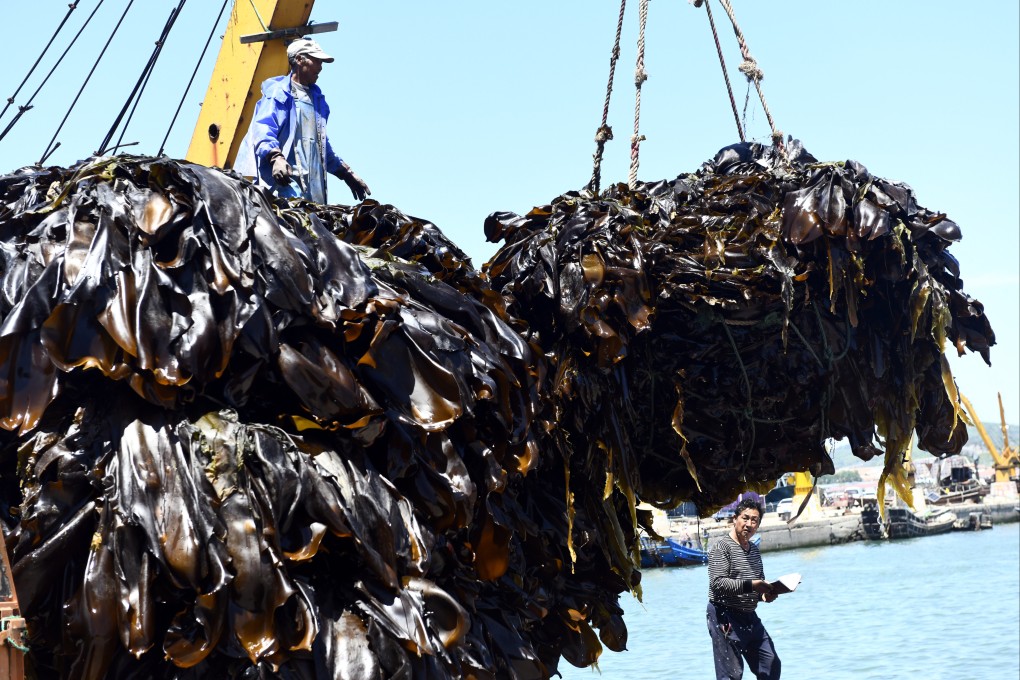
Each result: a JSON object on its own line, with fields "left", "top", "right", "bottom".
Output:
{"left": 735, "top": 497, "right": 764, "bottom": 518}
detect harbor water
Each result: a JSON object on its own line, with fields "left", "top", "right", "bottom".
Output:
{"left": 559, "top": 522, "right": 1020, "bottom": 679}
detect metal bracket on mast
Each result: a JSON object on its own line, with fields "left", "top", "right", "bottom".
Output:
{"left": 240, "top": 21, "right": 337, "bottom": 44}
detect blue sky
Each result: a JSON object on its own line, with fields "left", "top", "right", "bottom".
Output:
{"left": 2, "top": 1, "right": 1017, "bottom": 427}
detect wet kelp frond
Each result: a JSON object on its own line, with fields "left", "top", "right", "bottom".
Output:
{"left": 0, "top": 143, "right": 994, "bottom": 679}
{"left": 0, "top": 156, "right": 611, "bottom": 678}
{"left": 485, "top": 141, "right": 993, "bottom": 512}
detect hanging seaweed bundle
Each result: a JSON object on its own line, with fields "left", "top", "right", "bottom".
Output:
{"left": 484, "top": 140, "right": 994, "bottom": 512}
{"left": 0, "top": 141, "right": 994, "bottom": 679}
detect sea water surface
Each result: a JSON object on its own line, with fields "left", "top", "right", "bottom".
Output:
{"left": 558, "top": 522, "right": 1020, "bottom": 680}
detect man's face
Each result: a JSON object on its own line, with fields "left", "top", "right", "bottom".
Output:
{"left": 293, "top": 54, "right": 323, "bottom": 86}
{"left": 733, "top": 508, "right": 761, "bottom": 542}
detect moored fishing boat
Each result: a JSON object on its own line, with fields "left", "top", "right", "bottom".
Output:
{"left": 666, "top": 538, "right": 709, "bottom": 565}
{"left": 639, "top": 536, "right": 682, "bottom": 568}
{"left": 886, "top": 507, "right": 956, "bottom": 539}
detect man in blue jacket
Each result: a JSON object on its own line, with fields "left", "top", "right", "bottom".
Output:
{"left": 235, "top": 37, "right": 370, "bottom": 204}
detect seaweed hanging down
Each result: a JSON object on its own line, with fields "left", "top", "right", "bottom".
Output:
{"left": 484, "top": 140, "right": 993, "bottom": 512}
{"left": 0, "top": 141, "right": 994, "bottom": 679}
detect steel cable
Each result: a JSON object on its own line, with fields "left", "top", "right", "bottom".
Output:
{"left": 39, "top": 0, "right": 135, "bottom": 165}
{"left": 0, "top": 0, "right": 106, "bottom": 145}
{"left": 715, "top": 0, "right": 783, "bottom": 149}
{"left": 0, "top": 1, "right": 81, "bottom": 125}
{"left": 159, "top": 0, "right": 231, "bottom": 156}
{"left": 701, "top": 0, "right": 744, "bottom": 142}
{"left": 99, "top": 0, "right": 188, "bottom": 155}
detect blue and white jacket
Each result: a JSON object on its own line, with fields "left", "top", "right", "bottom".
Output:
{"left": 234, "top": 75, "right": 343, "bottom": 195}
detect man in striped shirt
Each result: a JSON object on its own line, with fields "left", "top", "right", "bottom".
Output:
{"left": 706, "top": 498, "right": 781, "bottom": 679}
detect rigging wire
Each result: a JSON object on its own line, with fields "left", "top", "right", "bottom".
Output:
{"left": 715, "top": 0, "right": 783, "bottom": 149}
{"left": 588, "top": 0, "right": 628, "bottom": 195}
{"left": 699, "top": 0, "right": 744, "bottom": 143}
{"left": 628, "top": 0, "right": 649, "bottom": 190}
{"left": 0, "top": 0, "right": 107, "bottom": 145}
{"left": 0, "top": 1, "right": 81, "bottom": 125}
{"left": 159, "top": 0, "right": 231, "bottom": 156}
{"left": 247, "top": 0, "right": 268, "bottom": 32}
{"left": 39, "top": 0, "right": 136, "bottom": 165}
{"left": 99, "top": 0, "right": 187, "bottom": 155}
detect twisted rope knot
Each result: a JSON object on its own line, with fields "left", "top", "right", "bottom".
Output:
{"left": 634, "top": 68, "right": 648, "bottom": 86}
{"left": 771, "top": 129, "right": 785, "bottom": 144}
{"left": 595, "top": 125, "right": 614, "bottom": 143}
{"left": 631, "top": 133, "right": 646, "bottom": 145}
{"left": 738, "top": 58, "right": 763, "bottom": 82}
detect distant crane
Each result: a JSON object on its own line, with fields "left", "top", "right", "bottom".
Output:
{"left": 960, "top": 393, "right": 1019, "bottom": 492}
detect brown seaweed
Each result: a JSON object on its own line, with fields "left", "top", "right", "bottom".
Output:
{"left": 0, "top": 142, "right": 993, "bottom": 678}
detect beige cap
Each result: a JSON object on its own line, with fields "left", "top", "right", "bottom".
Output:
{"left": 287, "top": 38, "right": 334, "bottom": 63}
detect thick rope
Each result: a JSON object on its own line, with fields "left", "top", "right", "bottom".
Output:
{"left": 588, "top": 0, "right": 628, "bottom": 194}
{"left": 629, "top": 0, "right": 649, "bottom": 190}
{"left": 702, "top": 0, "right": 744, "bottom": 142}
{"left": 716, "top": 0, "right": 783, "bottom": 150}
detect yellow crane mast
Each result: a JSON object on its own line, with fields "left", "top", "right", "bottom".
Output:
{"left": 960, "top": 393, "right": 1019, "bottom": 491}
{"left": 185, "top": 0, "right": 334, "bottom": 169}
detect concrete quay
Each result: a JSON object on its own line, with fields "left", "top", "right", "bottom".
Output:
{"left": 930, "top": 498, "right": 1019, "bottom": 525}
{"left": 673, "top": 499, "right": 1018, "bottom": 555}
{"left": 688, "top": 511, "right": 865, "bottom": 554}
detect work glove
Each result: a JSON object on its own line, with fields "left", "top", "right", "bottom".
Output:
{"left": 269, "top": 151, "right": 292, "bottom": 184}
{"left": 334, "top": 162, "right": 371, "bottom": 202}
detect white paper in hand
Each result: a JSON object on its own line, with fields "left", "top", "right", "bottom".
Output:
{"left": 769, "top": 573, "right": 801, "bottom": 594}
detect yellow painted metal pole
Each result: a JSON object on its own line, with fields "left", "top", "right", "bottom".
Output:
{"left": 792, "top": 471, "right": 813, "bottom": 497}
{"left": 960, "top": 393, "right": 1018, "bottom": 484}
{"left": 185, "top": 0, "right": 313, "bottom": 169}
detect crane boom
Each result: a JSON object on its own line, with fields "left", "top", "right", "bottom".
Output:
{"left": 960, "top": 393, "right": 1019, "bottom": 486}
{"left": 185, "top": 0, "right": 315, "bottom": 169}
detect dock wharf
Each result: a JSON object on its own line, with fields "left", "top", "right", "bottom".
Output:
{"left": 675, "top": 498, "right": 1018, "bottom": 555}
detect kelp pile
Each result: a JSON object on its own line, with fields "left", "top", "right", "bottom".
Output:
{"left": 484, "top": 140, "right": 993, "bottom": 511}
{"left": 0, "top": 157, "right": 618, "bottom": 678}
{"left": 0, "top": 142, "right": 994, "bottom": 679}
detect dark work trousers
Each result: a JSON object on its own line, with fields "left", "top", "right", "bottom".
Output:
{"left": 706, "top": 601, "right": 781, "bottom": 680}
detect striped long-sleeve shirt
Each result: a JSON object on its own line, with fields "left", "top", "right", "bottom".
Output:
{"left": 708, "top": 535, "right": 765, "bottom": 611}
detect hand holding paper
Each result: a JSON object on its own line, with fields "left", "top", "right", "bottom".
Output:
{"left": 768, "top": 573, "right": 802, "bottom": 595}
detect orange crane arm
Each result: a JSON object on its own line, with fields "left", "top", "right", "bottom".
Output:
{"left": 185, "top": 0, "right": 315, "bottom": 169}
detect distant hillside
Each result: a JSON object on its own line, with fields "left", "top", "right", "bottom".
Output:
{"left": 826, "top": 422, "right": 1018, "bottom": 471}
